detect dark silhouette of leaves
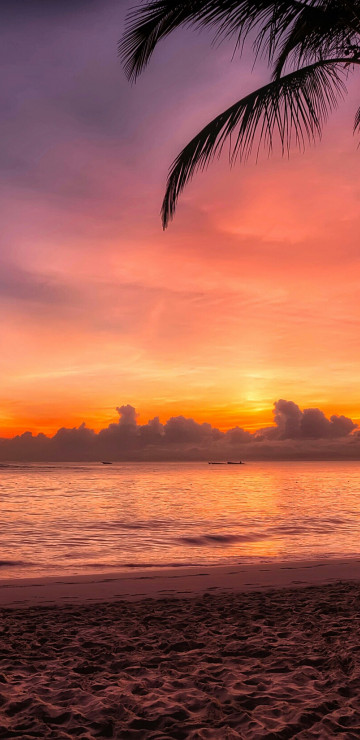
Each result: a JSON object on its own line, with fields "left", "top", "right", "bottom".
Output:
{"left": 121, "top": 0, "right": 360, "bottom": 226}
{"left": 161, "top": 62, "right": 345, "bottom": 227}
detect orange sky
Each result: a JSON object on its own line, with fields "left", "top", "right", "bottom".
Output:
{"left": 1, "top": 1, "right": 360, "bottom": 438}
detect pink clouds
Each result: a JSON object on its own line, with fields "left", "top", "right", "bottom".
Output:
{"left": 265, "top": 400, "right": 357, "bottom": 440}
{"left": 0, "top": 401, "right": 358, "bottom": 462}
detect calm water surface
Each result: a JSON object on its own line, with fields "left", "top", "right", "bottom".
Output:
{"left": 1, "top": 461, "right": 360, "bottom": 578}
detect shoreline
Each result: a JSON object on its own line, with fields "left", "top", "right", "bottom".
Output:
{"left": 1, "top": 556, "right": 360, "bottom": 608}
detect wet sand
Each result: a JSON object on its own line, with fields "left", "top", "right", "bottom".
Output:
{"left": 1, "top": 557, "right": 360, "bottom": 608}
{"left": 1, "top": 562, "right": 360, "bottom": 738}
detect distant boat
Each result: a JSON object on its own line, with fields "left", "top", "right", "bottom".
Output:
{"left": 227, "top": 461, "right": 245, "bottom": 465}
{"left": 101, "top": 461, "right": 113, "bottom": 465}
{"left": 208, "top": 462, "right": 226, "bottom": 465}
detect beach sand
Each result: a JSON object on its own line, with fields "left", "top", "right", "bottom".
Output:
{"left": 1, "top": 561, "right": 360, "bottom": 738}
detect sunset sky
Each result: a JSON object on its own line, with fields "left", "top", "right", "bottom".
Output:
{"left": 2, "top": 0, "right": 360, "bottom": 439}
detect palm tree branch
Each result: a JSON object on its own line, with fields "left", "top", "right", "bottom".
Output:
{"left": 273, "top": 1, "right": 360, "bottom": 78}
{"left": 161, "top": 59, "right": 348, "bottom": 228}
{"left": 354, "top": 104, "right": 360, "bottom": 132}
{"left": 120, "top": 0, "right": 308, "bottom": 81}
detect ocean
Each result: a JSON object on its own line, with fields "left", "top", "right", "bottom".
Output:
{"left": 1, "top": 461, "right": 360, "bottom": 579}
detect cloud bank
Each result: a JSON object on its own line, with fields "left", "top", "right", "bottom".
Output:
{"left": 0, "top": 401, "right": 359, "bottom": 462}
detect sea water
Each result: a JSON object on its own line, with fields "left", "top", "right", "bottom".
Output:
{"left": 1, "top": 461, "right": 360, "bottom": 578}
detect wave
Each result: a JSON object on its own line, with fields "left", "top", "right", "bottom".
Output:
{"left": 0, "top": 560, "right": 34, "bottom": 567}
{"left": 83, "top": 562, "right": 208, "bottom": 569}
{"left": 179, "top": 532, "right": 265, "bottom": 546}
{"left": 0, "top": 463, "right": 97, "bottom": 471}
{"left": 84, "top": 519, "right": 172, "bottom": 532}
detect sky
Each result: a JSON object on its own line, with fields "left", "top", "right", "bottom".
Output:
{"left": 1, "top": 0, "right": 360, "bottom": 454}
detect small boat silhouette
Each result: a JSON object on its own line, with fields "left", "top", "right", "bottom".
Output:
{"left": 209, "top": 461, "right": 245, "bottom": 465}
{"left": 101, "top": 461, "right": 112, "bottom": 465}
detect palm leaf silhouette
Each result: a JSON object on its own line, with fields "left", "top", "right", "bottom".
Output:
{"left": 121, "top": 0, "right": 360, "bottom": 226}
{"left": 161, "top": 62, "right": 346, "bottom": 227}
{"left": 354, "top": 104, "right": 360, "bottom": 132}
{"left": 121, "top": 0, "right": 304, "bottom": 81}
{"left": 273, "top": 2, "right": 360, "bottom": 77}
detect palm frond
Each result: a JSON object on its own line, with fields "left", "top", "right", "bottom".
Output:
{"left": 161, "top": 61, "right": 346, "bottom": 228}
{"left": 120, "top": 0, "right": 305, "bottom": 81}
{"left": 121, "top": 1, "right": 203, "bottom": 81}
{"left": 354, "top": 104, "right": 360, "bottom": 132}
{"left": 252, "top": 1, "right": 305, "bottom": 63}
{"left": 273, "top": 1, "right": 360, "bottom": 78}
